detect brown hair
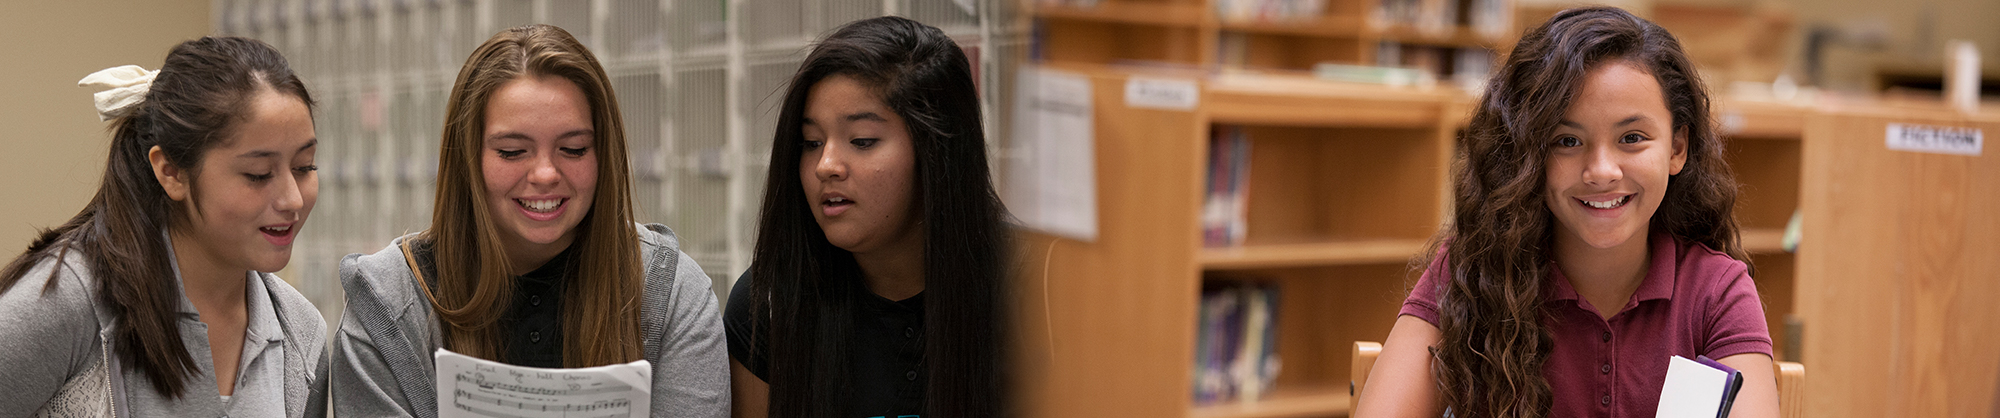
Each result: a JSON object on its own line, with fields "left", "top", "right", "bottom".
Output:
{"left": 419, "top": 24, "right": 644, "bottom": 367}
{"left": 0, "top": 36, "right": 315, "bottom": 399}
{"left": 1420, "top": 6, "right": 1748, "bottom": 417}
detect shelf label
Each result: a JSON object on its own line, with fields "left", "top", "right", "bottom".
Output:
{"left": 1886, "top": 123, "right": 1982, "bottom": 156}
{"left": 1124, "top": 77, "right": 1198, "bottom": 111}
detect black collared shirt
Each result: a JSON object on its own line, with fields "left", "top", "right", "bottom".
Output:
{"left": 500, "top": 246, "right": 575, "bottom": 368}
{"left": 414, "top": 240, "right": 575, "bottom": 368}
{"left": 724, "top": 272, "right": 928, "bottom": 417}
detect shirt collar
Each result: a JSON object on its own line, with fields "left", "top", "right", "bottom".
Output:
{"left": 1546, "top": 230, "right": 1679, "bottom": 304}
{"left": 163, "top": 230, "right": 285, "bottom": 343}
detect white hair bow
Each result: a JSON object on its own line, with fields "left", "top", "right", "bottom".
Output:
{"left": 78, "top": 65, "right": 159, "bottom": 121}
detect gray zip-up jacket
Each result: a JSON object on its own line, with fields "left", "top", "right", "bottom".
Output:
{"left": 329, "top": 223, "right": 729, "bottom": 418}
{"left": 0, "top": 250, "right": 328, "bottom": 417}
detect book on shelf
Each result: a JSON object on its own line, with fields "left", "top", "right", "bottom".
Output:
{"left": 1371, "top": 0, "right": 1508, "bottom": 37}
{"left": 1216, "top": 0, "right": 1329, "bottom": 23}
{"left": 1204, "top": 126, "right": 1251, "bottom": 248}
{"left": 1193, "top": 281, "right": 1283, "bottom": 405}
{"left": 1654, "top": 355, "right": 1745, "bottom": 418}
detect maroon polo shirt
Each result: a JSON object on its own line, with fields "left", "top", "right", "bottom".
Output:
{"left": 1400, "top": 231, "right": 1773, "bottom": 417}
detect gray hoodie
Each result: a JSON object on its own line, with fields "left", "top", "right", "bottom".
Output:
{"left": 329, "top": 223, "right": 729, "bottom": 418}
{"left": 0, "top": 249, "right": 328, "bottom": 417}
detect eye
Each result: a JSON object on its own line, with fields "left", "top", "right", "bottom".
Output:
{"left": 245, "top": 172, "right": 274, "bottom": 182}
{"left": 559, "top": 147, "right": 589, "bottom": 157}
{"left": 802, "top": 139, "right": 825, "bottom": 150}
{"left": 496, "top": 149, "right": 526, "bottom": 159}
{"left": 293, "top": 164, "right": 318, "bottom": 174}
{"left": 1621, "top": 133, "right": 1646, "bottom": 144}
{"left": 1555, "top": 136, "right": 1581, "bottom": 148}
{"left": 850, "top": 138, "right": 879, "bottom": 149}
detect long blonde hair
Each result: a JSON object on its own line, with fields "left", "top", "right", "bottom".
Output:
{"left": 421, "top": 24, "right": 643, "bottom": 367}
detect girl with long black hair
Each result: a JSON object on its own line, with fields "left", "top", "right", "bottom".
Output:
{"left": 725, "top": 16, "right": 1009, "bottom": 418}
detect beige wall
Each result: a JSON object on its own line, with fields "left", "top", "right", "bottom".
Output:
{"left": 0, "top": 1, "right": 209, "bottom": 254}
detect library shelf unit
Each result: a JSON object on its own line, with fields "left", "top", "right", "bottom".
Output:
{"left": 1714, "top": 97, "right": 1810, "bottom": 363}
{"left": 1033, "top": 0, "right": 1517, "bottom": 73}
{"left": 1010, "top": 63, "right": 1461, "bottom": 417}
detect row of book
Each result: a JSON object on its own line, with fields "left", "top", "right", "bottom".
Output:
{"left": 1361, "top": 42, "right": 1494, "bottom": 90}
{"left": 1216, "top": 0, "right": 1329, "bottom": 22}
{"left": 1373, "top": 0, "right": 1510, "bottom": 37}
{"left": 1193, "top": 281, "right": 1283, "bottom": 405}
{"left": 1203, "top": 126, "right": 1252, "bottom": 248}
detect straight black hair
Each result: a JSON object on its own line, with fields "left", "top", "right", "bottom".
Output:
{"left": 0, "top": 36, "right": 314, "bottom": 399}
{"left": 745, "top": 15, "right": 1009, "bottom": 417}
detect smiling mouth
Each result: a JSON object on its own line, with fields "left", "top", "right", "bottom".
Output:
{"left": 1581, "top": 195, "right": 1630, "bottom": 209}
{"left": 824, "top": 196, "right": 851, "bottom": 206}
{"left": 519, "top": 198, "right": 565, "bottom": 213}
{"left": 259, "top": 225, "right": 292, "bottom": 235}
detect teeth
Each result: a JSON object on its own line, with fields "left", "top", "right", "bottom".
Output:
{"left": 520, "top": 198, "right": 562, "bottom": 213}
{"left": 262, "top": 225, "right": 290, "bottom": 232}
{"left": 828, "top": 197, "right": 848, "bottom": 203}
{"left": 1584, "top": 196, "right": 1627, "bottom": 209}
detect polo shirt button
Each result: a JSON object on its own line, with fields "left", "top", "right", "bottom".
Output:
{"left": 1601, "top": 331, "right": 1611, "bottom": 342}
{"left": 530, "top": 295, "right": 541, "bottom": 307}
{"left": 530, "top": 331, "right": 542, "bottom": 343}
{"left": 906, "top": 370, "right": 918, "bottom": 381}
{"left": 1601, "top": 363, "right": 1611, "bottom": 374}
{"left": 905, "top": 327, "right": 916, "bottom": 338}
{"left": 1601, "top": 395, "right": 1611, "bottom": 405}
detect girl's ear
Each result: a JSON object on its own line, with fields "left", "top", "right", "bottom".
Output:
{"left": 149, "top": 145, "right": 190, "bottom": 202}
{"left": 1669, "top": 127, "right": 1689, "bottom": 175}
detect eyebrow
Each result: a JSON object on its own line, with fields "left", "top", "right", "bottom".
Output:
{"left": 487, "top": 129, "right": 594, "bottom": 142}
{"left": 236, "top": 138, "right": 318, "bottom": 159}
{"left": 803, "top": 111, "right": 889, "bottom": 126}
{"left": 1557, "top": 115, "right": 1650, "bottom": 130}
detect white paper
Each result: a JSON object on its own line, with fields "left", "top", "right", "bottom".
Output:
{"left": 1006, "top": 66, "right": 1098, "bottom": 241}
{"left": 435, "top": 348, "right": 652, "bottom": 418}
{"left": 1655, "top": 355, "right": 1727, "bottom": 418}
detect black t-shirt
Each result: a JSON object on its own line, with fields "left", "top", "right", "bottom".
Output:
{"left": 411, "top": 241, "right": 573, "bottom": 368}
{"left": 723, "top": 271, "right": 927, "bottom": 417}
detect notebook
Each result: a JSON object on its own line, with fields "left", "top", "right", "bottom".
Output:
{"left": 1654, "top": 355, "right": 1744, "bottom": 418}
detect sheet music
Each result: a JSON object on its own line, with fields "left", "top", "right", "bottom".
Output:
{"left": 434, "top": 348, "right": 652, "bottom": 418}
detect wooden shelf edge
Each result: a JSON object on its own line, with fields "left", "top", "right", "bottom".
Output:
{"left": 1742, "top": 227, "right": 1789, "bottom": 254}
{"left": 1206, "top": 73, "right": 1451, "bottom": 128}
{"left": 1189, "top": 387, "right": 1351, "bottom": 418}
{"left": 1200, "top": 239, "right": 1429, "bottom": 270}
{"left": 1718, "top": 98, "right": 1810, "bottom": 139}
{"left": 1035, "top": 2, "right": 1205, "bottom": 28}
{"left": 1219, "top": 15, "right": 1366, "bottom": 38}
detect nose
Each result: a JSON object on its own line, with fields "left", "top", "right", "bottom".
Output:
{"left": 813, "top": 143, "right": 847, "bottom": 181}
{"left": 528, "top": 151, "right": 562, "bottom": 186}
{"left": 274, "top": 169, "right": 305, "bottom": 214}
{"left": 1580, "top": 142, "right": 1622, "bottom": 186}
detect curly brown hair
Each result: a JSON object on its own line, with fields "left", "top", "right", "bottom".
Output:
{"left": 1418, "top": 6, "right": 1750, "bottom": 417}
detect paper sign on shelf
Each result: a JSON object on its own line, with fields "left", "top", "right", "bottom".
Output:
{"left": 1005, "top": 66, "right": 1098, "bottom": 242}
{"left": 1886, "top": 123, "right": 1983, "bottom": 156}
{"left": 1124, "top": 77, "right": 1199, "bottom": 111}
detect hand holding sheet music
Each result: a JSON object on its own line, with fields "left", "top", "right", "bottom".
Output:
{"left": 435, "top": 348, "right": 652, "bottom": 418}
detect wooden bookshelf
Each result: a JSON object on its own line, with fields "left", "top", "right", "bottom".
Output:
{"left": 1200, "top": 239, "right": 1430, "bottom": 270}
{"left": 1189, "top": 386, "right": 1351, "bottom": 418}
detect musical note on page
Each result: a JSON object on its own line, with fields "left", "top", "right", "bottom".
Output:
{"left": 435, "top": 348, "right": 651, "bottom": 418}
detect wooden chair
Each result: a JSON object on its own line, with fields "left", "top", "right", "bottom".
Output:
{"left": 1350, "top": 341, "right": 1805, "bottom": 417}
